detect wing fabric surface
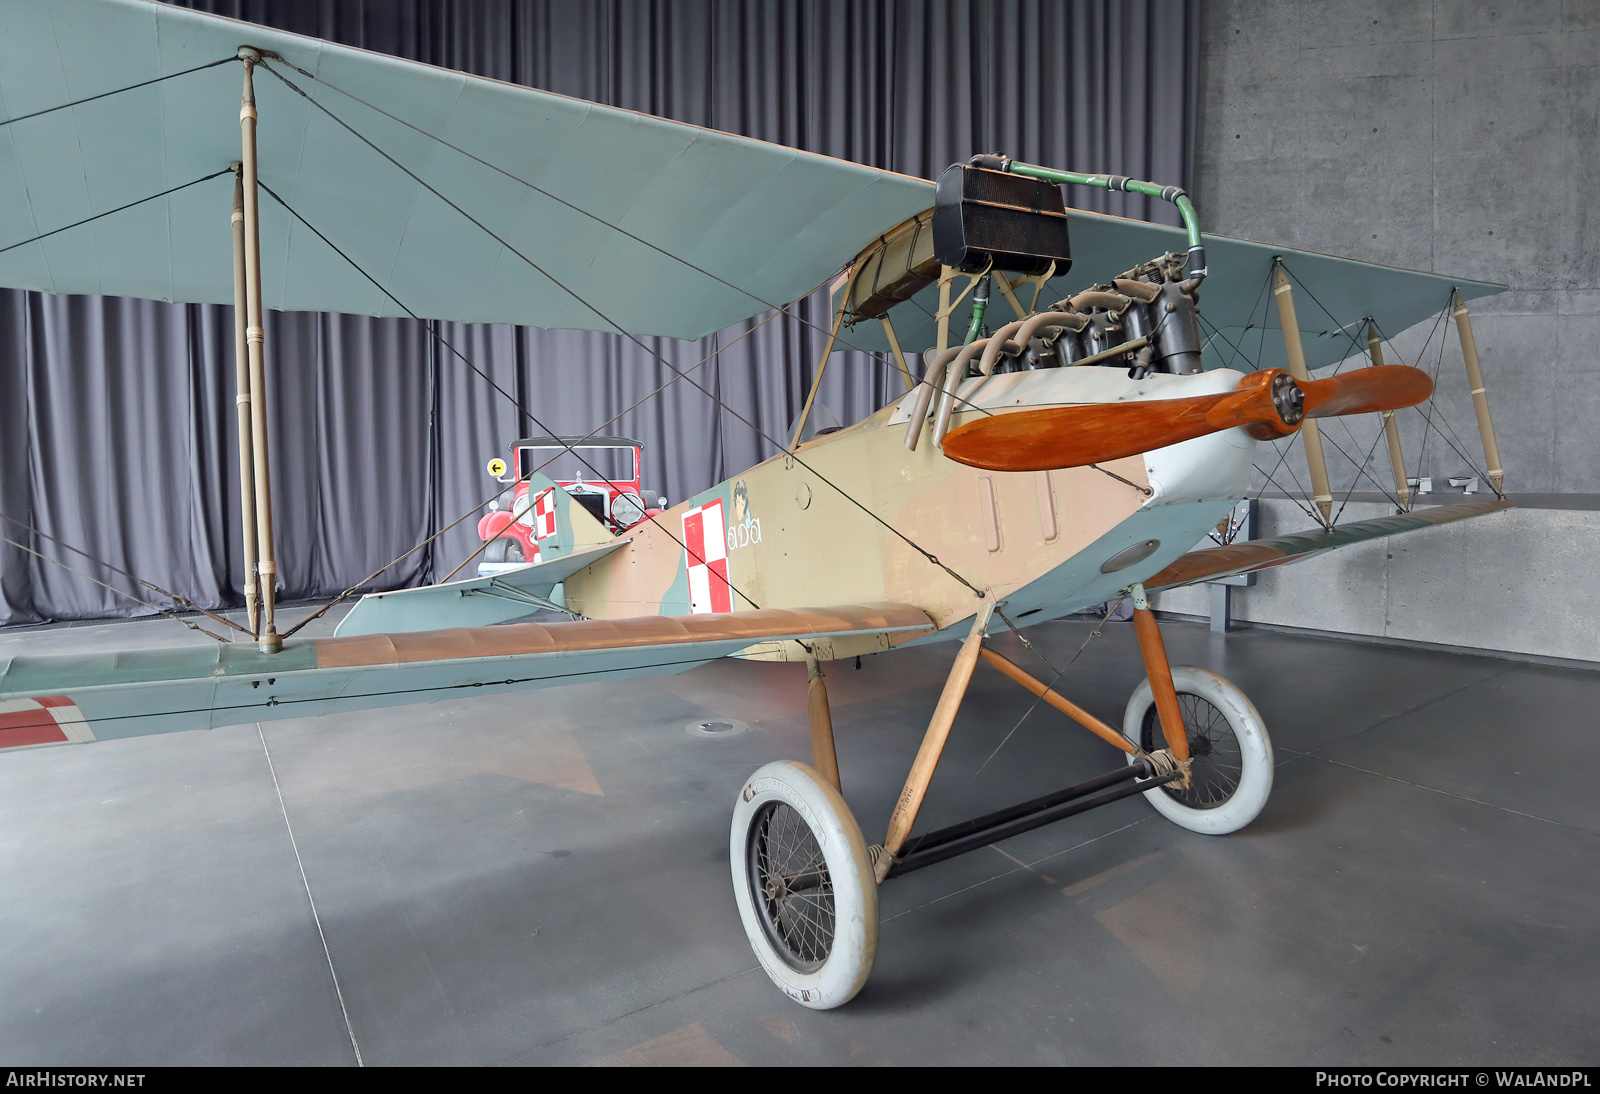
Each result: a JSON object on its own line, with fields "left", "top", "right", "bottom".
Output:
{"left": 0, "top": 604, "right": 934, "bottom": 746}
{"left": 0, "top": 0, "right": 931, "bottom": 338}
{"left": 1143, "top": 499, "right": 1514, "bottom": 592}
{"left": 0, "top": 2, "right": 1502, "bottom": 354}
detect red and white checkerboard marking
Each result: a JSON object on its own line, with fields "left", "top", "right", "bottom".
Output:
{"left": 682, "top": 498, "right": 733, "bottom": 614}
{"left": 0, "top": 696, "right": 94, "bottom": 749}
{"left": 532, "top": 488, "right": 559, "bottom": 541}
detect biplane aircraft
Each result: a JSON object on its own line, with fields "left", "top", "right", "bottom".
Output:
{"left": 0, "top": 0, "right": 1513, "bottom": 1010}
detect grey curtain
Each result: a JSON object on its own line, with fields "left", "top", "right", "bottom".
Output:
{"left": 0, "top": 0, "right": 1199, "bottom": 625}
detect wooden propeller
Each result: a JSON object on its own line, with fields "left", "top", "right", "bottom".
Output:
{"left": 941, "top": 365, "right": 1434, "bottom": 472}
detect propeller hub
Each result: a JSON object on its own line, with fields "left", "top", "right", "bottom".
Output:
{"left": 1271, "top": 372, "right": 1305, "bottom": 426}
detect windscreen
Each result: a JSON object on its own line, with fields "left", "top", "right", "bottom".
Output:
{"left": 519, "top": 446, "right": 636, "bottom": 483}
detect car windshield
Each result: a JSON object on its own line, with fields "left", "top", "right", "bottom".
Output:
{"left": 519, "top": 446, "right": 635, "bottom": 483}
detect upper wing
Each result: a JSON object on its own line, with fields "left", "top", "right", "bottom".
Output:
{"left": 0, "top": 603, "right": 934, "bottom": 746}
{"left": 1142, "top": 499, "right": 1514, "bottom": 592}
{"left": 839, "top": 210, "right": 1505, "bottom": 371}
{"left": 0, "top": 1, "right": 1502, "bottom": 356}
{"left": 0, "top": 0, "right": 930, "bottom": 339}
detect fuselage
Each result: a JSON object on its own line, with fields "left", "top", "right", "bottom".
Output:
{"left": 563, "top": 365, "right": 1257, "bottom": 653}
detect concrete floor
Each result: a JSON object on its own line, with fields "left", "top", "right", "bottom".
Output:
{"left": 1, "top": 610, "right": 1596, "bottom": 1066}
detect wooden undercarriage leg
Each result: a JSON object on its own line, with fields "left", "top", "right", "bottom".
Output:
{"left": 1129, "top": 583, "right": 1190, "bottom": 763}
{"left": 876, "top": 600, "right": 995, "bottom": 881}
{"left": 806, "top": 656, "right": 841, "bottom": 793}
{"left": 977, "top": 647, "right": 1136, "bottom": 754}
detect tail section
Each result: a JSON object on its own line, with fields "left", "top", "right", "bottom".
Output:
{"left": 523, "top": 471, "right": 613, "bottom": 560}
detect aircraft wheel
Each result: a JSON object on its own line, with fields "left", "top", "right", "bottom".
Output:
{"left": 730, "top": 761, "right": 877, "bottom": 1009}
{"left": 1123, "top": 667, "right": 1273, "bottom": 835}
{"left": 483, "top": 536, "right": 525, "bottom": 564}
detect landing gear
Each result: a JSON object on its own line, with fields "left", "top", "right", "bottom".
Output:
{"left": 730, "top": 761, "right": 877, "bottom": 1010}
{"left": 1123, "top": 666, "right": 1273, "bottom": 834}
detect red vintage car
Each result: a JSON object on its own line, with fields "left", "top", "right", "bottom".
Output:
{"left": 476, "top": 435, "right": 664, "bottom": 574}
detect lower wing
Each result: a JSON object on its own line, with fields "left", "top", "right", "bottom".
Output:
{"left": 1143, "top": 499, "right": 1513, "bottom": 592}
{"left": 0, "top": 604, "right": 933, "bottom": 748}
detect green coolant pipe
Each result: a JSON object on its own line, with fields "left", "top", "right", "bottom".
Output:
{"left": 964, "top": 273, "right": 991, "bottom": 344}
{"left": 977, "top": 155, "right": 1206, "bottom": 279}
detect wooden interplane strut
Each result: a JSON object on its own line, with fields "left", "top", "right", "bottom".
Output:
{"left": 1453, "top": 291, "right": 1505, "bottom": 493}
{"left": 1370, "top": 322, "right": 1413, "bottom": 511}
{"left": 239, "top": 50, "right": 280, "bottom": 652}
{"left": 229, "top": 171, "right": 261, "bottom": 636}
{"left": 1273, "top": 263, "right": 1334, "bottom": 527}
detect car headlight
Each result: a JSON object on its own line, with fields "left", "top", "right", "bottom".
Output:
{"left": 611, "top": 492, "right": 646, "bottom": 527}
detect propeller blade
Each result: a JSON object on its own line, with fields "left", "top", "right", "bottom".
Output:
{"left": 1302, "top": 364, "right": 1434, "bottom": 418}
{"left": 941, "top": 365, "right": 1433, "bottom": 473}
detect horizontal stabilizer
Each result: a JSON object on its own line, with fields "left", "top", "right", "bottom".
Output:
{"left": 334, "top": 539, "right": 626, "bottom": 637}
{"left": 1143, "top": 498, "right": 1514, "bottom": 592}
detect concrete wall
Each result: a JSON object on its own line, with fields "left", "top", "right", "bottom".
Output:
{"left": 1175, "top": 2, "right": 1600, "bottom": 663}
{"left": 1152, "top": 499, "right": 1600, "bottom": 663}
{"left": 1195, "top": 0, "right": 1600, "bottom": 494}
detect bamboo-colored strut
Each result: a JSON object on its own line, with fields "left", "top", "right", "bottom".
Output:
{"left": 1129, "top": 584, "right": 1190, "bottom": 763}
{"left": 1452, "top": 291, "right": 1505, "bottom": 493}
{"left": 806, "top": 657, "right": 841, "bottom": 793}
{"left": 229, "top": 170, "right": 261, "bottom": 636}
{"left": 1272, "top": 263, "right": 1334, "bottom": 527}
{"left": 1368, "top": 322, "right": 1412, "bottom": 511}
{"left": 239, "top": 50, "right": 280, "bottom": 653}
{"left": 882, "top": 601, "right": 995, "bottom": 863}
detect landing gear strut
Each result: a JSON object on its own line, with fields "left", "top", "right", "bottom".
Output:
{"left": 731, "top": 589, "right": 1273, "bottom": 1008}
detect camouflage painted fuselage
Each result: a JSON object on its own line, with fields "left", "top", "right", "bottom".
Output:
{"left": 563, "top": 365, "right": 1257, "bottom": 658}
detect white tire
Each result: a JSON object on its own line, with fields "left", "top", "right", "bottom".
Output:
{"left": 730, "top": 761, "right": 877, "bottom": 1009}
{"left": 1123, "top": 667, "right": 1273, "bottom": 835}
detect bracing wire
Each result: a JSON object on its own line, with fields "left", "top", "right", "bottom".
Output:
{"left": 257, "top": 185, "right": 776, "bottom": 636}
{"left": 914, "top": 600, "right": 1122, "bottom": 841}
{"left": 260, "top": 54, "right": 995, "bottom": 406}
{"left": 0, "top": 513, "right": 252, "bottom": 635}
{"left": 0, "top": 533, "right": 232, "bottom": 644}
{"left": 0, "top": 169, "right": 233, "bottom": 256}
{"left": 257, "top": 60, "right": 987, "bottom": 602}
{"left": 0, "top": 56, "right": 238, "bottom": 129}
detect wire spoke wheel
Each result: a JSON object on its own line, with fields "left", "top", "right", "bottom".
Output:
{"left": 1141, "top": 692, "right": 1245, "bottom": 809}
{"left": 748, "top": 802, "right": 836, "bottom": 971}
{"left": 1123, "top": 667, "right": 1274, "bottom": 835}
{"left": 731, "top": 761, "right": 876, "bottom": 1009}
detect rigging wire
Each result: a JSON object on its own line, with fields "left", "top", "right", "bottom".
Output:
{"left": 0, "top": 533, "right": 232, "bottom": 644}
{"left": 1280, "top": 262, "right": 1376, "bottom": 370}
{"left": 0, "top": 168, "right": 233, "bottom": 256}
{"left": 0, "top": 513, "right": 252, "bottom": 635}
{"left": 914, "top": 601, "right": 1122, "bottom": 842}
{"left": 256, "top": 185, "right": 779, "bottom": 636}
{"left": 1202, "top": 267, "right": 1323, "bottom": 523}
{"left": 1279, "top": 263, "right": 1418, "bottom": 503}
{"left": 1371, "top": 306, "right": 1496, "bottom": 490}
{"left": 258, "top": 54, "right": 988, "bottom": 405}
{"left": 0, "top": 56, "right": 238, "bottom": 129}
{"left": 276, "top": 303, "right": 796, "bottom": 638}
{"left": 257, "top": 60, "right": 987, "bottom": 601}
